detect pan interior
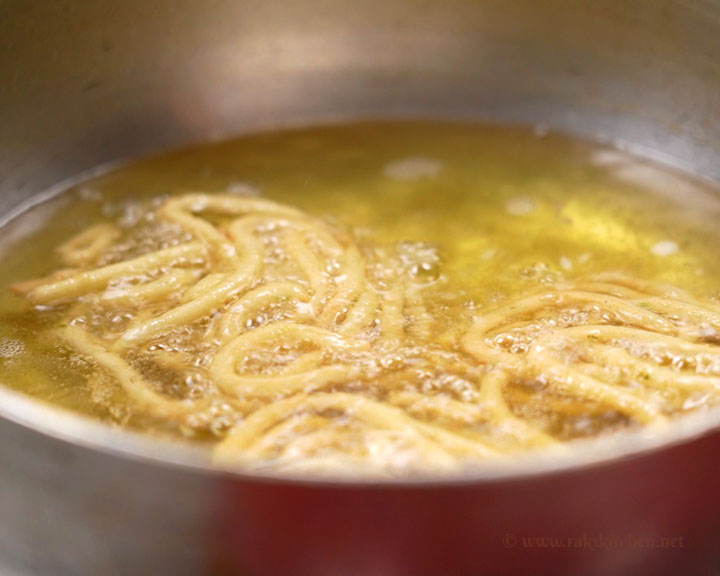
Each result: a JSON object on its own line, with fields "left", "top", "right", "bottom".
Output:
{"left": 3, "top": 120, "right": 720, "bottom": 478}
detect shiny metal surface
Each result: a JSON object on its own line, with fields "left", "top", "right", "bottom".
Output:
{"left": 1, "top": 1, "right": 720, "bottom": 574}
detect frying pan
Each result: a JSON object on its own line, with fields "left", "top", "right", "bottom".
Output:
{"left": 1, "top": 1, "right": 720, "bottom": 574}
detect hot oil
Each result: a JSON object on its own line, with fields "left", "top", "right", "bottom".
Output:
{"left": 2, "top": 121, "right": 720, "bottom": 457}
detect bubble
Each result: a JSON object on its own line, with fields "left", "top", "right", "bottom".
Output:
{"left": 227, "top": 182, "right": 260, "bottom": 196}
{"left": 534, "top": 124, "right": 549, "bottom": 138}
{"left": 210, "top": 415, "right": 235, "bottom": 436}
{"left": 590, "top": 150, "right": 627, "bottom": 167}
{"left": 560, "top": 256, "right": 573, "bottom": 271}
{"left": 118, "top": 202, "right": 145, "bottom": 228}
{"left": 651, "top": 240, "right": 678, "bottom": 257}
{"left": 505, "top": 196, "right": 537, "bottom": 216}
{"left": 383, "top": 157, "right": 444, "bottom": 181}
{"left": 76, "top": 186, "right": 103, "bottom": 202}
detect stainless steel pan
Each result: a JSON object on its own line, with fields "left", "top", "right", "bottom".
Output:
{"left": 2, "top": 1, "right": 720, "bottom": 574}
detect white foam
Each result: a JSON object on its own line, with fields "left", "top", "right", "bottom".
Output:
{"left": 0, "top": 338, "right": 24, "bottom": 359}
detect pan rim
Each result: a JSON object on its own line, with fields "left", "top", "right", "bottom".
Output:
{"left": 1, "top": 379, "right": 720, "bottom": 487}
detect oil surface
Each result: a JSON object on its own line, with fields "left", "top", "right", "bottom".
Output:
{"left": 2, "top": 121, "right": 720, "bottom": 459}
